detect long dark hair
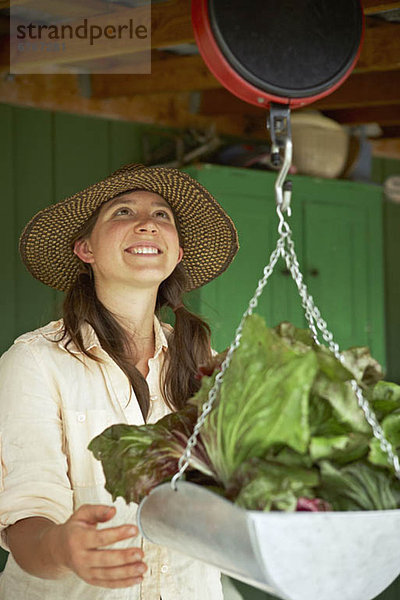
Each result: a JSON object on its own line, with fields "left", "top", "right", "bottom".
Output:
{"left": 60, "top": 197, "right": 212, "bottom": 421}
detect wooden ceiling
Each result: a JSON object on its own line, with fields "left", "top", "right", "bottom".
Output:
{"left": 1, "top": 0, "right": 400, "bottom": 157}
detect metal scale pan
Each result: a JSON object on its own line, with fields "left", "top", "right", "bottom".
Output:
{"left": 138, "top": 482, "right": 400, "bottom": 600}
{"left": 137, "top": 2, "right": 400, "bottom": 599}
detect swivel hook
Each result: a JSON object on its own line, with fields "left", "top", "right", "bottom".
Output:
{"left": 267, "top": 103, "right": 293, "bottom": 216}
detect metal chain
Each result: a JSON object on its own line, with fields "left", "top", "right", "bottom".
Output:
{"left": 171, "top": 235, "right": 284, "bottom": 489}
{"left": 171, "top": 202, "right": 400, "bottom": 488}
{"left": 277, "top": 207, "right": 400, "bottom": 478}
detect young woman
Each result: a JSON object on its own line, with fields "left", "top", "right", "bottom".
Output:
{"left": 0, "top": 163, "right": 239, "bottom": 599}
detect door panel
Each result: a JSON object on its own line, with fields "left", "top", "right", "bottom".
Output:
{"left": 303, "top": 201, "right": 370, "bottom": 353}
{"left": 190, "top": 166, "right": 305, "bottom": 352}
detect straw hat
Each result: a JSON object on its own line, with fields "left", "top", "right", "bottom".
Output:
{"left": 19, "top": 163, "right": 239, "bottom": 292}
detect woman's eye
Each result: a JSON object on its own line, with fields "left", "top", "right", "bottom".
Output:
{"left": 154, "top": 210, "right": 170, "bottom": 219}
{"left": 115, "top": 207, "right": 131, "bottom": 216}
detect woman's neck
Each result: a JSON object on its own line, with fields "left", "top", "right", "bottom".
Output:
{"left": 94, "top": 281, "right": 157, "bottom": 347}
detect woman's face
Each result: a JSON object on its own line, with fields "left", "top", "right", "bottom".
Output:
{"left": 73, "top": 190, "right": 184, "bottom": 292}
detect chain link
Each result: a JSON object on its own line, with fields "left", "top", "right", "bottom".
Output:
{"left": 171, "top": 202, "right": 400, "bottom": 489}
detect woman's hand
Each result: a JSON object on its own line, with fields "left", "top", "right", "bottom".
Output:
{"left": 48, "top": 504, "right": 147, "bottom": 588}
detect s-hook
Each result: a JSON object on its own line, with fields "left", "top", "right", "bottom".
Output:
{"left": 267, "top": 103, "right": 293, "bottom": 216}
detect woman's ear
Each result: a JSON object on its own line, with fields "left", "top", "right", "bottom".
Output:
{"left": 73, "top": 239, "right": 94, "bottom": 264}
{"left": 177, "top": 247, "right": 184, "bottom": 265}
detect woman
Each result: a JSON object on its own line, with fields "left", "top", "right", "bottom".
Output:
{"left": 0, "top": 163, "right": 239, "bottom": 599}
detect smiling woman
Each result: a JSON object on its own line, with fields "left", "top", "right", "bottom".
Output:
{"left": 0, "top": 163, "right": 239, "bottom": 600}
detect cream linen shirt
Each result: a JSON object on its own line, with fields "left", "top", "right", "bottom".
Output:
{"left": 0, "top": 317, "right": 223, "bottom": 600}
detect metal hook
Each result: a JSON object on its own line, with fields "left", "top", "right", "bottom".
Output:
{"left": 267, "top": 103, "right": 293, "bottom": 216}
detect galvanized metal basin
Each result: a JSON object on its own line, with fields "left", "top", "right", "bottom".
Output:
{"left": 137, "top": 481, "right": 400, "bottom": 600}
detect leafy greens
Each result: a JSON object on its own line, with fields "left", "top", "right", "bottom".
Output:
{"left": 89, "top": 314, "right": 400, "bottom": 511}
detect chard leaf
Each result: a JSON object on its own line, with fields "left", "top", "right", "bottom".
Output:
{"left": 318, "top": 461, "right": 400, "bottom": 511}
{"left": 368, "top": 380, "right": 400, "bottom": 419}
{"left": 310, "top": 433, "right": 369, "bottom": 464}
{"left": 368, "top": 410, "right": 400, "bottom": 470}
{"left": 232, "top": 458, "right": 319, "bottom": 511}
{"left": 312, "top": 377, "right": 370, "bottom": 434}
{"left": 191, "top": 315, "right": 319, "bottom": 485}
{"left": 275, "top": 322, "right": 353, "bottom": 382}
{"left": 267, "top": 446, "right": 313, "bottom": 469}
{"left": 308, "top": 394, "right": 349, "bottom": 437}
{"left": 88, "top": 404, "right": 213, "bottom": 503}
{"left": 274, "top": 322, "right": 315, "bottom": 351}
{"left": 340, "top": 347, "right": 383, "bottom": 386}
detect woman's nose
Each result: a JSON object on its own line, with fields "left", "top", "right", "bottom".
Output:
{"left": 134, "top": 216, "right": 158, "bottom": 232}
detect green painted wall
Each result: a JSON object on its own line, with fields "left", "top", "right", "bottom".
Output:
{"left": 0, "top": 104, "right": 174, "bottom": 353}
{"left": 0, "top": 104, "right": 170, "bottom": 572}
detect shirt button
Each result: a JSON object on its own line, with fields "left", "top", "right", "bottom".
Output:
{"left": 160, "top": 564, "right": 168, "bottom": 574}
{"left": 77, "top": 413, "right": 86, "bottom": 423}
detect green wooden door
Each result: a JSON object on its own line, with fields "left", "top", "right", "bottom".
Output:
{"left": 303, "top": 202, "right": 375, "bottom": 355}
{"left": 186, "top": 165, "right": 385, "bottom": 367}
{"left": 299, "top": 179, "right": 385, "bottom": 366}
{"left": 185, "top": 165, "right": 305, "bottom": 353}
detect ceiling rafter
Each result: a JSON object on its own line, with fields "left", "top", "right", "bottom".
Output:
{"left": 0, "top": 0, "right": 400, "bottom": 144}
{"left": 362, "top": 0, "right": 400, "bottom": 13}
{"left": 324, "top": 105, "right": 400, "bottom": 126}
{"left": 85, "top": 22, "right": 400, "bottom": 98}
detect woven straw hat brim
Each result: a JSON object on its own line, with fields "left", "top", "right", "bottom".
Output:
{"left": 19, "top": 164, "right": 239, "bottom": 292}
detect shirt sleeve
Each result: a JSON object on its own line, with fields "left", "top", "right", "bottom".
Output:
{"left": 0, "top": 340, "right": 73, "bottom": 551}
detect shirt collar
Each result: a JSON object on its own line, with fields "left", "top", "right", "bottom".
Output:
{"left": 57, "top": 314, "right": 170, "bottom": 357}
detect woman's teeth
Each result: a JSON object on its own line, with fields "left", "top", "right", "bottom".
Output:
{"left": 131, "top": 247, "right": 159, "bottom": 254}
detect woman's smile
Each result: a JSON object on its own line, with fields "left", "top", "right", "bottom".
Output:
{"left": 125, "top": 241, "right": 162, "bottom": 255}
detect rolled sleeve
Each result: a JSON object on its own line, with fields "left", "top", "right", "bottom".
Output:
{"left": 0, "top": 341, "right": 73, "bottom": 550}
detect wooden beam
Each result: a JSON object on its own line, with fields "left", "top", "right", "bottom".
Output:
{"left": 86, "top": 21, "right": 400, "bottom": 98}
{"left": 379, "top": 126, "right": 400, "bottom": 138}
{"left": 2, "top": 0, "right": 118, "bottom": 12}
{"left": 196, "top": 70, "right": 400, "bottom": 116}
{"left": 0, "top": 16, "right": 9, "bottom": 35}
{"left": 362, "top": 0, "right": 400, "bottom": 14}
{"left": 371, "top": 137, "right": 400, "bottom": 159}
{"left": 356, "top": 23, "right": 400, "bottom": 72}
{"left": 313, "top": 71, "right": 400, "bottom": 109}
{"left": 0, "top": 72, "right": 268, "bottom": 139}
{"left": 323, "top": 105, "right": 400, "bottom": 126}
{"left": 90, "top": 54, "right": 219, "bottom": 95}
{"left": 0, "top": 0, "right": 30, "bottom": 8}
{"left": 8, "top": 0, "right": 192, "bottom": 72}
{"left": 4, "top": 0, "right": 399, "bottom": 16}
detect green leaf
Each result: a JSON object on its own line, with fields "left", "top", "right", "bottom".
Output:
{"left": 340, "top": 347, "right": 384, "bottom": 386}
{"left": 192, "top": 315, "right": 319, "bottom": 485}
{"left": 368, "top": 410, "right": 400, "bottom": 471}
{"left": 367, "top": 380, "right": 400, "bottom": 419}
{"left": 312, "top": 377, "right": 370, "bottom": 434}
{"left": 232, "top": 458, "right": 319, "bottom": 511}
{"left": 88, "top": 313, "right": 400, "bottom": 512}
{"left": 310, "top": 433, "right": 369, "bottom": 464}
{"left": 318, "top": 461, "right": 400, "bottom": 511}
{"left": 88, "top": 404, "right": 212, "bottom": 503}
